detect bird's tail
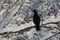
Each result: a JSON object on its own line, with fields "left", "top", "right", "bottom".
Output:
{"left": 35, "top": 25, "right": 40, "bottom": 31}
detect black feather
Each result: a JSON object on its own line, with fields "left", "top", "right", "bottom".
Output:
{"left": 32, "top": 10, "right": 40, "bottom": 31}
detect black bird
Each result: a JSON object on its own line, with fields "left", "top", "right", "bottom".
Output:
{"left": 32, "top": 10, "right": 40, "bottom": 31}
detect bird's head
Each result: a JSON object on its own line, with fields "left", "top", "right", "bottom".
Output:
{"left": 32, "top": 10, "right": 37, "bottom": 14}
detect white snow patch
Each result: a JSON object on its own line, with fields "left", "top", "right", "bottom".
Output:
{"left": 0, "top": 9, "right": 6, "bottom": 15}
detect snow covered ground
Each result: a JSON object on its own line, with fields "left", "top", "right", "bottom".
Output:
{"left": 0, "top": 0, "right": 60, "bottom": 40}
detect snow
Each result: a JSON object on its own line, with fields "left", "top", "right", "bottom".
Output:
{"left": 0, "top": 21, "right": 34, "bottom": 33}
{"left": 0, "top": 5, "right": 20, "bottom": 29}
{"left": 0, "top": 0, "right": 60, "bottom": 40}
{"left": 0, "top": 9, "right": 6, "bottom": 15}
{"left": 43, "top": 15, "right": 60, "bottom": 24}
{"left": 41, "top": 33, "right": 52, "bottom": 40}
